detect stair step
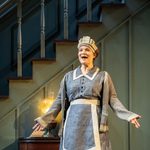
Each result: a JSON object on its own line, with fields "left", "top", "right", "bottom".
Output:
{"left": 8, "top": 76, "right": 35, "bottom": 100}
{"left": 101, "top": 3, "right": 125, "bottom": 6}
{"left": 78, "top": 21, "right": 105, "bottom": 41}
{"left": 32, "top": 41, "right": 78, "bottom": 87}
{"left": 78, "top": 2, "right": 129, "bottom": 41}
{"left": 100, "top": 3, "right": 129, "bottom": 29}
{"left": 55, "top": 40, "right": 78, "bottom": 44}
{"left": 78, "top": 21, "right": 102, "bottom": 26}
{"left": 0, "top": 96, "right": 9, "bottom": 100}
{"left": 32, "top": 58, "right": 56, "bottom": 64}
{"left": 8, "top": 77, "right": 33, "bottom": 81}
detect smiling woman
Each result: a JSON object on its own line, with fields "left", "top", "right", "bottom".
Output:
{"left": 32, "top": 36, "right": 141, "bottom": 150}
{"left": 78, "top": 45, "right": 96, "bottom": 73}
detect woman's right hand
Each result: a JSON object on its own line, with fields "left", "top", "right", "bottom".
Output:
{"left": 32, "top": 122, "right": 45, "bottom": 131}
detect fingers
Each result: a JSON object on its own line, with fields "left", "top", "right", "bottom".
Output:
{"left": 32, "top": 123, "right": 38, "bottom": 130}
{"left": 32, "top": 123, "right": 44, "bottom": 131}
{"left": 130, "top": 118, "right": 141, "bottom": 128}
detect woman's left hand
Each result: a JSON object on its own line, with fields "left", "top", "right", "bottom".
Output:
{"left": 130, "top": 116, "right": 141, "bottom": 128}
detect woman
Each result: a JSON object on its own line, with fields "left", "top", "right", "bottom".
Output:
{"left": 33, "top": 36, "right": 141, "bottom": 150}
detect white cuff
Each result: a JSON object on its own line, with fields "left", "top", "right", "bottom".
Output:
{"left": 127, "top": 113, "right": 139, "bottom": 122}
{"left": 34, "top": 117, "right": 47, "bottom": 128}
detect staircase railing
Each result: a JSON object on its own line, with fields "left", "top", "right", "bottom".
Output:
{"left": 0, "top": 1, "right": 150, "bottom": 146}
{"left": 0, "top": 0, "right": 17, "bottom": 19}
{"left": 40, "top": 0, "right": 46, "bottom": 58}
{"left": 17, "top": 0, "right": 23, "bottom": 77}
{"left": 0, "top": 0, "right": 99, "bottom": 83}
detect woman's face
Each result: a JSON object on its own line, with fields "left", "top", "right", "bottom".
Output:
{"left": 78, "top": 45, "right": 96, "bottom": 66}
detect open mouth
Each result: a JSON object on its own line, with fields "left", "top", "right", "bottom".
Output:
{"left": 81, "top": 55, "right": 88, "bottom": 59}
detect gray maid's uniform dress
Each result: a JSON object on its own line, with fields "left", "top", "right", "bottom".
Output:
{"left": 35, "top": 66, "right": 139, "bottom": 150}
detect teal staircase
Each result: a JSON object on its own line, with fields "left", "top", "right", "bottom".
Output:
{"left": 0, "top": 0, "right": 150, "bottom": 149}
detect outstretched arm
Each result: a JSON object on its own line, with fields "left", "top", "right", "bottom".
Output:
{"left": 105, "top": 72, "right": 141, "bottom": 127}
{"left": 32, "top": 76, "right": 67, "bottom": 131}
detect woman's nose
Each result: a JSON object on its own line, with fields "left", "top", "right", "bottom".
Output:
{"left": 81, "top": 49, "right": 86, "bottom": 53}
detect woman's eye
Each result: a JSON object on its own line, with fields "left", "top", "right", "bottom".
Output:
{"left": 85, "top": 49, "right": 90, "bottom": 52}
{"left": 79, "top": 49, "right": 83, "bottom": 52}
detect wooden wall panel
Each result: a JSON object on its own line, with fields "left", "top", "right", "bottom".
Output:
{"left": 103, "top": 23, "right": 129, "bottom": 150}
{"left": 131, "top": 4, "right": 150, "bottom": 150}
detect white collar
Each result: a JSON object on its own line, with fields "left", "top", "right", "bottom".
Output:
{"left": 73, "top": 66, "right": 99, "bottom": 80}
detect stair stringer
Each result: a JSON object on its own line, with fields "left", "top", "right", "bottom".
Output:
{"left": 0, "top": 0, "right": 149, "bottom": 149}
{"left": 0, "top": 42, "right": 78, "bottom": 119}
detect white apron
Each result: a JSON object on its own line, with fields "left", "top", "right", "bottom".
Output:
{"left": 62, "top": 99, "right": 101, "bottom": 150}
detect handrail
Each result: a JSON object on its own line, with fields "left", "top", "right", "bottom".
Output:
{"left": 0, "top": 0, "right": 12, "bottom": 8}
{"left": 0, "top": 0, "right": 17, "bottom": 18}
{"left": 0, "top": 0, "right": 58, "bottom": 77}
{"left": 0, "top": 0, "right": 150, "bottom": 126}
{"left": 0, "top": 0, "right": 15, "bottom": 9}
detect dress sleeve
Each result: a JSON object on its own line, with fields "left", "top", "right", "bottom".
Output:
{"left": 35, "top": 76, "right": 66, "bottom": 128}
{"left": 106, "top": 72, "right": 139, "bottom": 122}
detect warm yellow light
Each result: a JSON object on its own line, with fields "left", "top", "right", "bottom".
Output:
{"left": 38, "top": 98, "right": 53, "bottom": 114}
{"left": 38, "top": 91, "right": 62, "bottom": 123}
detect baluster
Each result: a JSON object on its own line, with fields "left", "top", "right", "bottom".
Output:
{"left": 87, "top": 0, "right": 92, "bottom": 21}
{"left": 17, "top": 0, "right": 22, "bottom": 77}
{"left": 15, "top": 107, "right": 20, "bottom": 139}
{"left": 41, "top": 0, "right": 45, "bottom": 58}
{"left": 64, "top": 0, "right": 68, "bottom": 39}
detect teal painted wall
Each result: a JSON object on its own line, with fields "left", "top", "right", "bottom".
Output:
{"left": 98, "top": 4, "right": 150, "bottom": 150}
{"left": 0, "top": 1, "right": 150, "bottom": 150}
{"left": 131, "top": 5, "right": 150, "bottom": 150}
{"left": 103, "top": 23, "right": 129, "bottom": 150}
